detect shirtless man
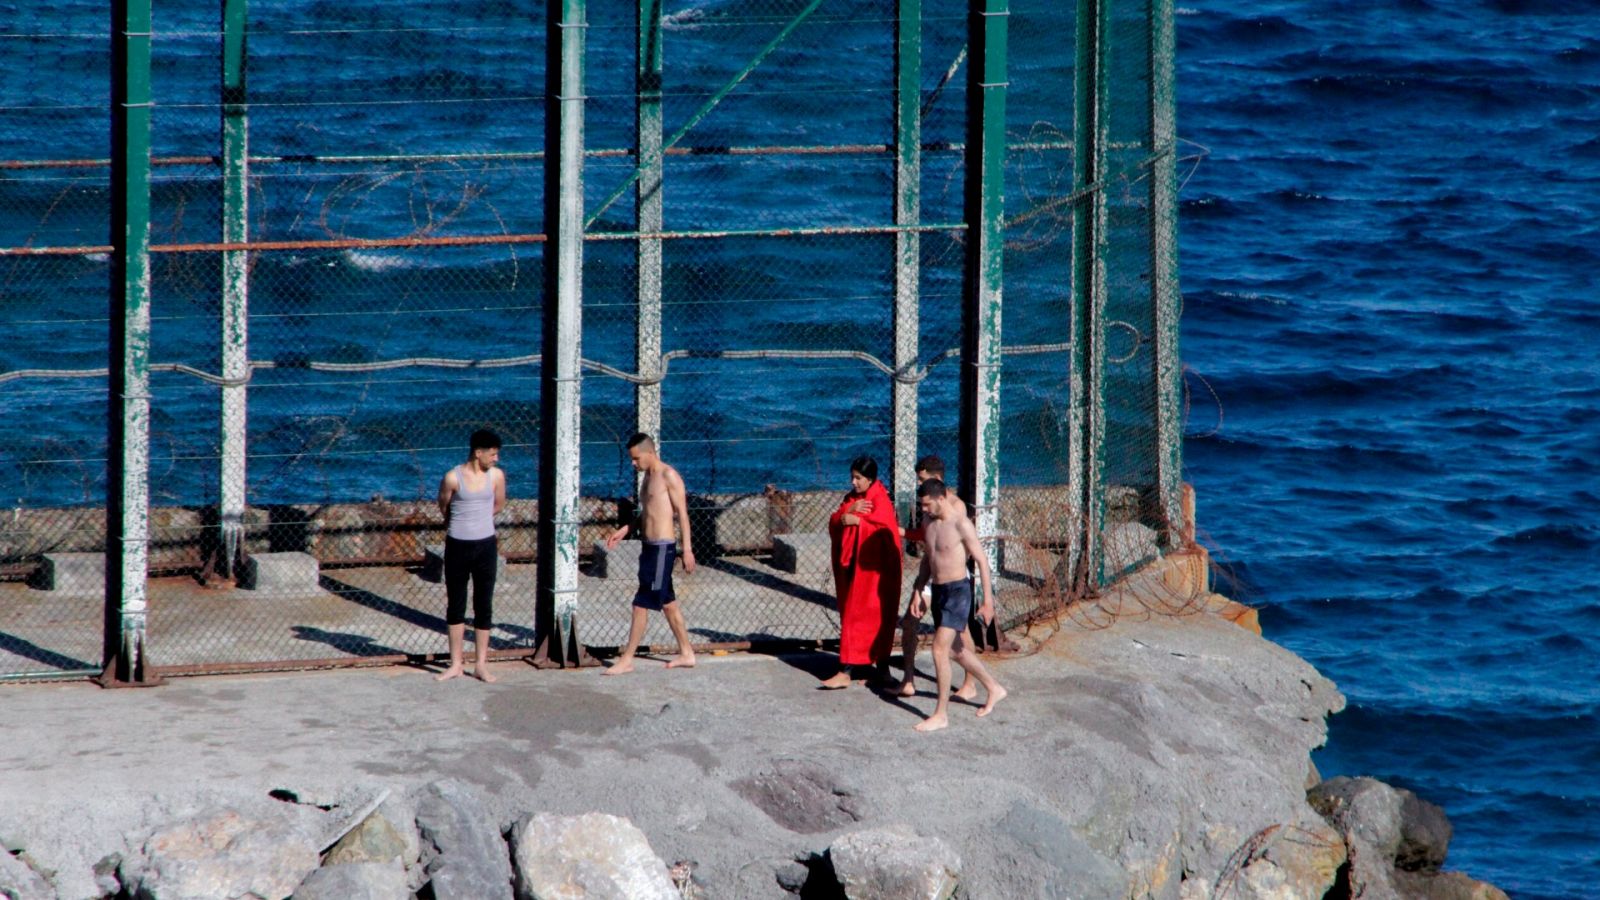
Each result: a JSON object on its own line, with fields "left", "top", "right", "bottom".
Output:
{"left": 435, "top": 428, "right": 507, "bottom": 683}
{"left": 896, "top": 455, "right": 975, "bottom": 701}
{"left": 909, "top": 478, "right": 1006, "bottom": 732}
{"left": 602, "top": 433, "right": 697, "bottom": 675}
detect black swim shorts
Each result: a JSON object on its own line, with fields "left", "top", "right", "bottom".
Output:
{"left": 633, "top": 539, "right": 677, "bottom": 611}
{"left": 930, "top": 579, "right": 973, "bottom": 632}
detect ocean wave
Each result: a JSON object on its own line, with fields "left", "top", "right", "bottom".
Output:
{"left": 1489, "top": 523, "right": 1598, "bottom": 552}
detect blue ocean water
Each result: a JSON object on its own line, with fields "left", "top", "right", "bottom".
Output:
{"left": 1, "top": 0, "right": 1596, "bottom": 895}
{"left": 1178, "top": 2, "right": 1600, "bottom": 897}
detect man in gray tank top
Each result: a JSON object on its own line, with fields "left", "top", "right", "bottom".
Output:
{"left": 435, "top": 429, "right": 506, "bottom": 682}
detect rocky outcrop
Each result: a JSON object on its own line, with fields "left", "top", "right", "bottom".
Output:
{"left": 413, "top": 780, "right": 514, "bottom": 900}
{"left": 291, "top": 860, "right": 408, "bottom": 900}
{"left": 119, "top": 805, "right": 322, "bottom": 900}
{"left": 510, "top": 812, "right": 678, "bottom": 900}
{"left": 827, "top": 825, "right": 961, "bottom": 900}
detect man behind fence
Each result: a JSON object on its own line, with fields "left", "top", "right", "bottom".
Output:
{"left": 909, "top": 478, "right": 1007, "bottom": 732}
{"left": 897, "top": 455, "right": 975, "bottom": 700}
{"left": 603, "top": 433, "right": 697, "bottom": 675}
{"left": 435, "top": 428, "right": 506, "bottom": 683}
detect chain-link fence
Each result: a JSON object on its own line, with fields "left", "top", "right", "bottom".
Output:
{"left": 1, "top": 0, "right": 1187, "bottom": 681}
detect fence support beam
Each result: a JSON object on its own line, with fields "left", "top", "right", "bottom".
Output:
{"left": 535, "top": 0, "right": 590, "bottom": 667}
{"left": 103, "top": 0, "right": 158, "bottom": 685}
{"left": 1067, "top": 0, "right": 1110, "bottom": 591}
{"left": 1149, "top": 0, "right": 1183, "bottom": 547}
{"left": 891, "top": 0, "right": 922, "bottom": 517}
{"left": 958, "top": 0, "right": 1006, "bottom": 575}
{"left": 635, "top": 0, "right": 663, "bottom": 444}
{"left": 218, "top": 0, "right": 249, "bottom": 580}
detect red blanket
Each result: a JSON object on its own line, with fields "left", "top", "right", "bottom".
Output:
{"left": 828, "top": 479, "right": 903, "bottom": 666}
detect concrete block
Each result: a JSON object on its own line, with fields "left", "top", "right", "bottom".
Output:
{"left": 420, "top": 543, "right": 508, "bottom": 584}
{"left": 592, "top": 540, "right": 642, "bottom": 579}
{"left": 771, "top": 532, "right": 832, "bottom": 575}
{"left": 706, "top": 494, "right": 770, "bottom": 552}
{"left": 1105, "top": 521, "right": 1159, "bottom": 575}
{"left": 240, "top": 551, "right": 321, "bottom": 594}
{"left": 36, "top": 552, "right": 104, "bottom": 592}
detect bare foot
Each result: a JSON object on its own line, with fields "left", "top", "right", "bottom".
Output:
{"left": 895, "top": 678, "right": 917, "bottom": 698}
{"left": 818, "top": 671, "right": 852, "bottom": 690}
{"left": 604, "top": 657, "right": 636, "bottom": 676}
{"left": 914, "top": 712, "right": 949, "bottom": 733}
{"left": 665, "top": 654, "right": 697, "bottom": 669}
{"left": 434, "top": 664, "right": 464, "bottom": 682}
{"left": 954, "top": 680, "right": 978, "bottom": 702}
{"left": 976, "top": 684, "right": 1008, "bottom": 717}
{"left": 472, "top": 666, "right": 497, "bottom": 684}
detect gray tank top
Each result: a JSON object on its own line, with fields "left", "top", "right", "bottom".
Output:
{"left": 447, "top": 465, "right": 497, "bottom": 540}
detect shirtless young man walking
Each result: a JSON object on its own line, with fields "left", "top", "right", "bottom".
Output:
{"left": 896, "top": 455, "right": 975, "bottom": 701}
{"left": 909, "top": 478, "right": 1007, "bottom": 732}
{"left": 602, "top": 433, "right": 697, "bottom": 675}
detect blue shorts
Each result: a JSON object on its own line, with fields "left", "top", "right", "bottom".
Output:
{"left": 930, "top": 579, "right": 973, "bottom": 632}
{"left": 633, "top": 540, "right": 677, "bottom": 611}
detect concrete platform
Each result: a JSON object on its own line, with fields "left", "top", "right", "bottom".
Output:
{"left": 240, "top": 552, "right": 321, "bottom": 595}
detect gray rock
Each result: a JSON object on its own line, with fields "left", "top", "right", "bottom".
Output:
{"left": 126, "top": 806, "right": 321, "bottom": 900}
{"left": 1394, "top": 869, "right": 1511, "bottom": 900}
{"left": 0, "top": 849, "right": 55, "bottom": 900}
{"left": 1307, "top": 776, "right": 1405, "bottom": 862}
{"left": 292, "top": 861, "right": 409, "bottom": 900}
{"left": 511, "top": 812, "right": 677, "bottom": 900}
{"left": 324, "top": 812, "right": 408, "bottom": 867}
{"left": 731, "top": 760, "right": 864, "bottom": 834}
{"left": 993, "top": 801, "right": 1124, "bottom": 900}
{"left": 1397, "top": 790, "right": 1452, "bottom": 873}
{"left": 414, "top": 780, "right": 514, "bottom": 900}
{"left": 828, "top": 825, "right": 960, "bottom": 900}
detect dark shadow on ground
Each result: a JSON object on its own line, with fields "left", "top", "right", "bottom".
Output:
{"left": 317, "top": 574, "right": 521, "bottom": 651}
{"left": 290, "top": 625, "right": 405, "bottom": 658}
{"left": 701, "top": 556, "right": 836, "bottom": 609}
{"left": 0, "top": 633, "right": 95, "bottom": 672}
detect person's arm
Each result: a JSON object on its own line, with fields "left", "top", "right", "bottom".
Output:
{"left": 605, "top": 522, "right": 631, "bottom": 549}
{"left": 910, "top": 549, "right": 931, "bottom": 616}
{"left": 437, "top": 470, "right": 457, "bottom": 523}
{"left": 960, "top": 518, "right": 995, "bottom": 623}
{"left": 493, "top": 468, "right": 507, "bottom": 516}
{"left": 668, "top": 468, "right": 695, "bottom": 573}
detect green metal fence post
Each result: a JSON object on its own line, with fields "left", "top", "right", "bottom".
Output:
{"left": 218, "top": 0, "right": 249, "bottom": 580}
{"left": 1067, "top": 0, "right": 1110, "bottom": 591}
{"left": 891, "top": 0, "right": 923, "bottom": 518}
{"left": 535, "top": 0, "right": 591, "bottom": 667}
{"left": 635, "top": 0, "right": 663, "bottom": 444}
{"left": 958, "top": 0, "right": 1007, "bottom": 577}
{"left": 1149, "top": 0, "right": 1184, "bottom": 547}
{"left": 103, "top": 0, "right": 158, "bottom": 685}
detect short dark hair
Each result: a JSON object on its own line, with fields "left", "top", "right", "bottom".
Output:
{"left": 917, "top": 478, "right": 947, "bottom": 499}
{"left": 914, "top": 455, "right": 946, "bottom": 478}
{"left": 470, "top": 428, "right": 501, "bottom": 451}
{"left": 627, "top": 432, "right": 655, "bottom": 450}
{"left": 849, "top": 455, "right": 878, "bottom": 482}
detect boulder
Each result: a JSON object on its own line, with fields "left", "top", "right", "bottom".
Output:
{"left": 1307, "top": 776, "right": 1405, "bottom": 862}
{"left": 0, "top": 849, "right": 54, "bottom": 900}
{"left": 414, "top": 780, "right": 514, "bottom": 900}
{"left": 324, "top": 812, "right": 409, "bottom": 867}
{"left": 511, "top": 812, "right": 677, "bottom": 900}
{"left": 1397, "top": 790, "right": 1452, "bottom": 873}
{"left": 1393, "top": 869, "right": 1511, "bottom": 900}
{"left": 1219, "top": 817, "right": 1348, "bottom": 900}
{"left": 828, "top": 825, "right": 960, "bottom": 900}
{"left": 292, "top": 861, "right": 409, "bottom": 900}
{"left": 125, "top": 806, "right": 321, "bottom": 900}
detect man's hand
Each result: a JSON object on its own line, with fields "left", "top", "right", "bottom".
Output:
{"left": 605, "top": 525, "right": 629, "bottom": 550}
{"left": 680, "top": 548, "right": 696, "bottom": 574}
{"left": 978, "top": 596, "right": 995, "bottom": 626}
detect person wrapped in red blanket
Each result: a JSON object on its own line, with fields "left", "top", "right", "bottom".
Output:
{"left": 821, "top": 456, "right": 903, "bottom": 689}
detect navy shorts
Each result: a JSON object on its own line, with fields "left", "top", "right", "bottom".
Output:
{"left": 633, "top": 540, "right": 677, "bottom": 611}
{"left": 930, "top": 579, "right": 973, "bottom": 632}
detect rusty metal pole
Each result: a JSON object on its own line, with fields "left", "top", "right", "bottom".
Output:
{"left": 635, "top": 0, "right": 663, "bottom": 444}
{"left": 534, "top": 0, "right": 591, "bottom": 667}
{"left": 958, "top": 0, "right": 1007, "bottom": 580}
{"left": 103, "top": 0, "right": 158, "bottom": 685}
{"left": 891, "top": 0, "right": 923, "bottom": 519}
{"left": 218, "top": 0, "right": 249, "bottom": 580}
{"left": 1149, "top": 0, "right": 1184, "bottom": 548}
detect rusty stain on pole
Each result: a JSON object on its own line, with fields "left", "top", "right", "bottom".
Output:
{"left": 218, "top": 0, "right": 249, "bottom": 581}
{"left": 636, "top": 0, "right": 663, "bottom": 445}
{"left": 891, "top": 0, "right": 923, "bottom": 518}
{"left": 959, "top": 0, "right": 1007, "bottom": 577}
{"left": 535, "top": 0, "right": 591, "bottom": 668}
{"left": 103, "top": 0, "right": 157, "bottom": 686}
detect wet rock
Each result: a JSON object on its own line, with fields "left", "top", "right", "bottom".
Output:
{"left": 827, "top": 825, "right": 960, "bottom": 900}
{"left": 731, "top": 760, "right": 864, "bottom": 834}
{"left": 414, "top": 780, "right": 513, "bottom": 900}
{"left": 292, "top": 860, "right": 409, "bottom": 900}
{"left": 511, "top": 812, "right": 677, "bottom": 900}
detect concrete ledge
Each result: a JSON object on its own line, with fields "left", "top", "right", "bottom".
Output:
{"left": 35, "top": 553, "right": 104, "bottom": 592}
{"left": 591, "top": 540, "right": 641, "bottom": 579}
{"left": 771, "top": 533, "right": 832, "bottom": 575}
{"left": 240, "top": 552, "right": 321, "bottom": 595}
{"left": 419, "top": 543, "right": 508, "bottom": 584}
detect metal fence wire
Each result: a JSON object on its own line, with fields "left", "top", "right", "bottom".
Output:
{"left": 0, "top": 0, "right": 1189, "bottom": 682}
